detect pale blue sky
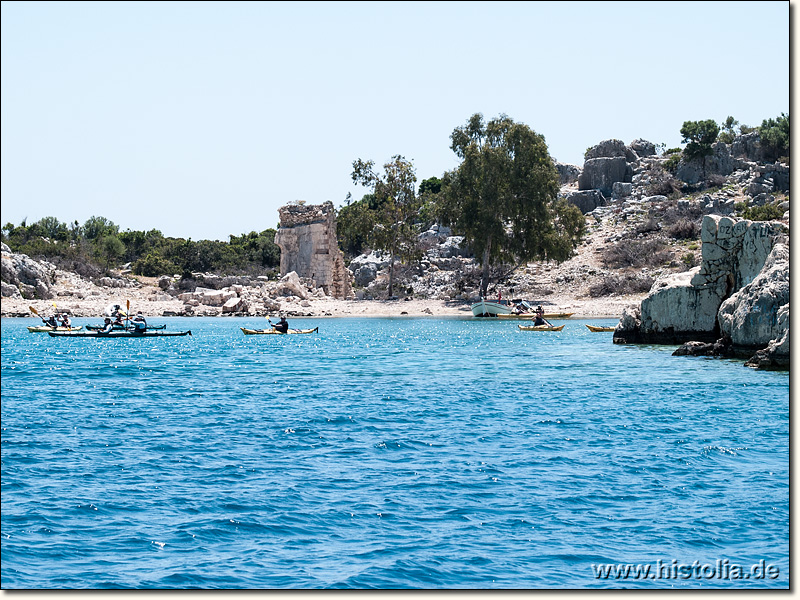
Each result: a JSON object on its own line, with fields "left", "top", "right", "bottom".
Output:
{"left": 1, "top": 1, "right": 790, "bottom": 241}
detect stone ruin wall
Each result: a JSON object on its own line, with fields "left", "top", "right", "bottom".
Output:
{"left": 273, "top": 201, "right": 353, "bottom": 299}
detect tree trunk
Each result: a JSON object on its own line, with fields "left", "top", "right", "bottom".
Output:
{"left": 387, "top": 250, "right": 396, "bottom": 298}
{"left": 480, "top": 235, "right": 492, "bottom": 298}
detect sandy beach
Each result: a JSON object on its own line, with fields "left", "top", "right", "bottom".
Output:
{"left": 3, "top": 289, "right": 642, "bottom": 321}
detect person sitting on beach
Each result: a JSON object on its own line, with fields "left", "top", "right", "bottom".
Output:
{"left": 272, "top": 316, "right": 289, "bottom": 334}
{"left": 131, "top": 312, "right": 147, "bottom": 334}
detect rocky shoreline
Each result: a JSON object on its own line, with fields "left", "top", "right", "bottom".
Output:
{"left": 2, "top": 135, "right": 789, "bottom": 368}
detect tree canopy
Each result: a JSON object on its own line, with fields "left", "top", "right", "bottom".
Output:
{"left": 1, "top": 216, "right": 281, "bottom": 279}
{"left": 680, "top": 119, "right": 720, "bottom": 178}
{"left": 758, "top": 112, "right": 789, "bottom": 162}
{"left": 436, "top": 113, "right": 585, "bottom": 297}
{"left": 351, "top": 155, "right": 420, "bottom": 297}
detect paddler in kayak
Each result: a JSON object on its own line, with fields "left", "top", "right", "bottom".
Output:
{"left": 271, "top": 316, "right": 290, "bottom": 334}
{"left": 131, "top": 311, "right": 147, "bottom": 334}
{"left": 533, "top": 306, "right": 552, "bottom": 327}
{"left": 100, "top": 317, "right": 114, "bottom": 333}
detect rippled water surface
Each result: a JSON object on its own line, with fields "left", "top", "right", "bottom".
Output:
{"left": 1, "top": 316, "right": 789, "bottom": 589}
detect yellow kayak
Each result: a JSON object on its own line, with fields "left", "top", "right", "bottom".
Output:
{"left": 586, "top": 325, "right": 615, "bottom": 332}
{"left": 27, "top": 325, "right": 83, "bottom": 333}
{"left": 518, "top": 324, "right": 565, "bottom": 332}
{"left": 240, "top": 327, "right": 319, "bottom": 335}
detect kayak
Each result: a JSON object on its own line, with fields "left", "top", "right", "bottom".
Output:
{"left": 85, "top": 324, "right": 167, "bottom": 331}
{"left": 240, "top": 327, "right": 319, "bottom": 335}
{"left": 518, "top": 324, "right": 565, "bottom": 332}
{"left": 47, "top": 330, "right": 191, "bottom": 338}
{"left": 27, "top": 325, "right": 83, "bottom": 333}
{"left": 586, "top": 325, "right": 615, "bottom": 332}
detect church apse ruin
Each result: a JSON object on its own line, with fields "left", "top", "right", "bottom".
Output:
{"left": 273, "top": 201, "right": 353, "bottom": 299}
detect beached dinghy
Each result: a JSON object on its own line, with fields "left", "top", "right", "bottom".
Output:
{"left": 27, "top": 325, "right": 83, "bottom": 333}
{"left": 586, "top": 325, "right": 615, "bottom": 332}
{"left": 517, "top": 324, "right": 565, "bottom": 332}
{"left": 48, "top": 330, "right": 191, "bottom": 338}
{"left": 240, "top": 327, "right": 319, "bottom": 335}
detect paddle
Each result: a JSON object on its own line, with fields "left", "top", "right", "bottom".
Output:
{"left": 126, "top": 299, "right": 131, "bottom": 329}
{"left": 29, "top": 305, "right": 47, "bottom": 324}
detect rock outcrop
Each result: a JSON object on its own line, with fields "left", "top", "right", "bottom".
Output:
{"left": 577, "top": 139, "right": 643, "bottom": 197}
{"left": 614, "top": 215, "right": 789, "bottom": 369}
{"left": 273, "top": 201, "right": 353, "bottom": 299}
{"left": 1, "top": 242, "right": 56, "bottom": 299}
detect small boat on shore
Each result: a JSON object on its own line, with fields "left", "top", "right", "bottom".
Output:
{"left": 27, "top": 325, "right": 83, "bottom": 333}
{"left": 471, "top": 298, "right": 574, "bottom": 319}
{"left": 496, "top": 312, "right": 575, "bottom": 320}
{"left": 471, "top": 299, "right": 514, "bottom": 317}
{"left": 240, "top": 327, "right": 319, "bottom": 335}
{"left": 586, "top": 325, "right": 615, "bottom": 332}
{"left": 518, "top": 324, "right": 565, "bottom": 332}
{"left": 48, "top": 330, "right": 191, "bottom": 338}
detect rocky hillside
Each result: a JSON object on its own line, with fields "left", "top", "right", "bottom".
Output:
{"left": 2, "top": 134, "right": 789, "bottom": 326}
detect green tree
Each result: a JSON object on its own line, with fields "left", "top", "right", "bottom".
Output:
{"left": 132, "top": 252, "right": 180, "bottom": 277}
{"left": 34, "top": 216, "right": 69, "bottom": 241}
{"left": 437, "top": 113, "right": 583, "bottom": 297}
{"left": 351, "top": 155, "right": 420, "bottom": 297}
{"left": 337, "top": 195, "right": 378, "bottom": 257}
{"left": 759, "top": 112, "right": 789, "bottom": 162}
{"left": 718, "top": 115, "right": 739, "bottom": 144}
{"left": 680, "top": 119, "right": 719, "bottom": 179}
{"left": 418, "top": 176, "right": 442, "bottom": 197}
{"left": 82, "top": 216, "right": 119, "bottom": 241}
{"left": 96, "top": 234, "right": 125, "bottom": 270}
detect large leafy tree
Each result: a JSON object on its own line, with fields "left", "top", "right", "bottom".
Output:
{"left": 437, "top": 113, "right": 584, "bottom": 297}
{"left": 351, "top": 155, "right": 420, "bottom": 297}
{"left": 680, "top": 119, "right": 719, "bottom": 179}
{"left": 758, "top": 112, "right": 789, "bottom": 162}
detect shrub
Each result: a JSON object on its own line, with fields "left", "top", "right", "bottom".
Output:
{"left": 682, "top": 252, "right": 697, "bottom": 268}
{"left": 738, "top": 202, "right": 785, "bottom": 222}
{"left": 588, "top": 274, "right": 654, "bottom": 297}
{"left": 667, "top": 218, "right": 700, "bottom": 240}
{"left": 705, "top": 174, "right": 727, "bottom": 188}
{"left": 663, "top": 154, "right": 681, "bottom": 173}
{"left": 132, "top": 252, "right": 181, "bottom": 277}
{"left": 601, "top": 238, "right": 672, "bottom": 269}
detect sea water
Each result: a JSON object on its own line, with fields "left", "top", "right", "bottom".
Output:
{"left": 0, "top": 316, "right": 789, "bottom": 589}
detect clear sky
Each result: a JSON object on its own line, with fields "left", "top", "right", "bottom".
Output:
{"left": 1, "top": 1, "right": 791, "bottom": 241}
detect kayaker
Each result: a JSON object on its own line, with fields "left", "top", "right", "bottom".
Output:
{"left": 131, "top": 312, "right": 147, "bottom": 334}
{"left": 533, "top": 306, "right": 551, "bottom": 327}
{"left": 60, "top": 314, "right": 72, "bottom": 328}
{"left": 113, "top": 313, "right": 125, "bottom": 327}
{"left": 100, "top": 318, "right": 114, "bottom": 333}
{"left": 46, "top": 314, "right": 58, "bottom": 327}
{"left": 272, "top": 316, "right": 289, "bottom": 334}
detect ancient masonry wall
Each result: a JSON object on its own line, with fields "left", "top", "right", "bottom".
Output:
{"left": 273, "top": 201, "right": 353, "bottom": 299}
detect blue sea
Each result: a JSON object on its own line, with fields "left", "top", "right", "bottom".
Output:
{"left": 0, "top": 316, "right": 789, "bottom": 589}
